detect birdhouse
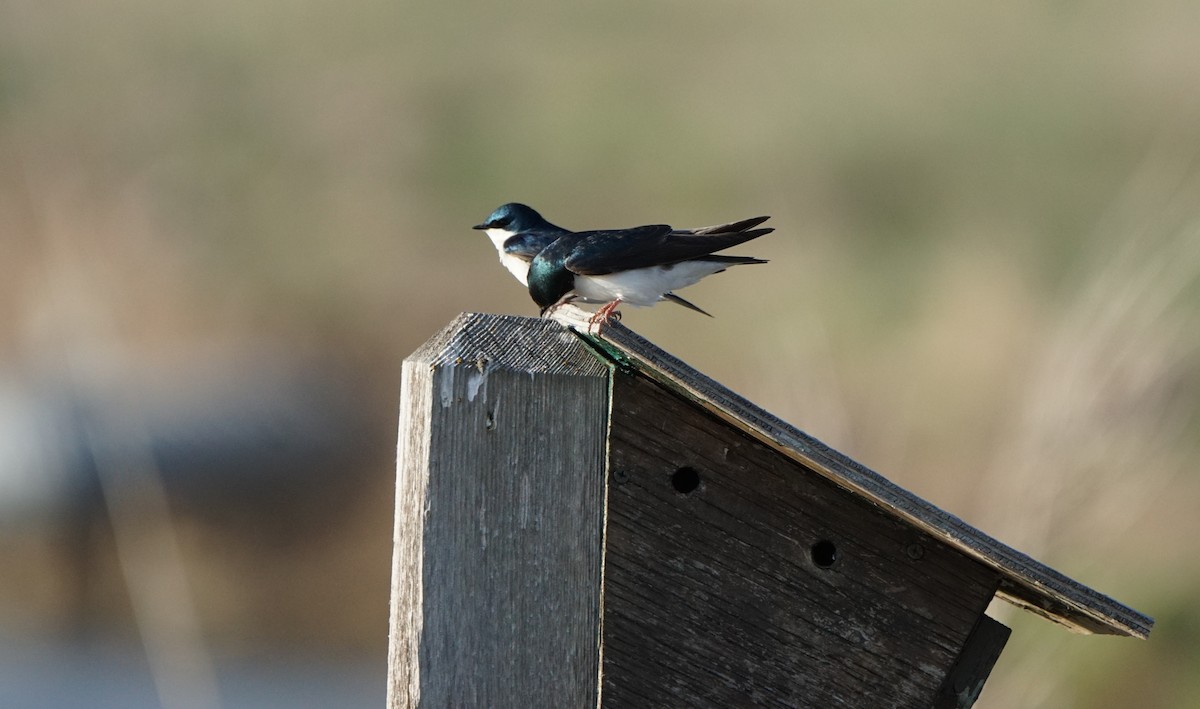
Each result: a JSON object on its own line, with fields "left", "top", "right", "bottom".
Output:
{"left": 388, "top": 309, "right": 1152, "bottom": 708}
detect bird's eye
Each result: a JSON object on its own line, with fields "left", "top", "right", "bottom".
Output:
{"left": 493, "top": 217, "right": 511, "bottom": 228}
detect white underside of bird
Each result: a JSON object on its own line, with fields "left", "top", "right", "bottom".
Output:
{"left": 483, "top": 227, "right": 532, "bottom": 285}
{"left": 571, "top": 260, "right": 736, "bottom": 307}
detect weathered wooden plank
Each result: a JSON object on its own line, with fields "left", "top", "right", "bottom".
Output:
{"left": 388, "top": 313, "right": 612, "bottom": 708}
{"left": 552, "top": 305, "right": 1153, "bottom": 640}
{"left": 933, "top": 615, "right": 1011, "bottom": 709}
{"left": 601, "top": 370, "right": 1000, "bottom": 708}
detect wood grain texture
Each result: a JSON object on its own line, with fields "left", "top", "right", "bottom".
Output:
{"left": 601, "top": 371, "right": 1000, "bottom": 708}
{"left": 551, "top": 305, "right": 1152, "bottom": 639}
{"left": 388, "top": 313, "right": 612, "bottom": 708}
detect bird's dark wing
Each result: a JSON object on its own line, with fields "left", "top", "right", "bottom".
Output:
{"left": 502, "top": 232, "right": 559, "bottom": 261}
{"left": 564, "top": 223, "right": 772, "bottom": 275}
{"left": 677, "top": 215, "right": 771, "bottom": 236}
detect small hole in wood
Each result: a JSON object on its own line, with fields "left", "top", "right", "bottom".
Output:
{"left": 811, "top": 540, "right": 838, "bottom": 568}
{"left": 671, "top": 466, "right": 700, "bottom": 494}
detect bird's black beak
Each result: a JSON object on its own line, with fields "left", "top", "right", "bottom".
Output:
{"left": 472, "top": 222, "right": 489, "bottom": 230}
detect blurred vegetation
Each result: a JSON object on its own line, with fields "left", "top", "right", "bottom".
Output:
{"left": 2, "top": 0, "right": 1199, "bottom": 706}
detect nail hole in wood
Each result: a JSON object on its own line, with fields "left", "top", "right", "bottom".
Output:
{"left": 671, "top": 466, "right": 700, "bottom": 494}
{"left": 811, "top": 540, "right": 838, "bottom": 568}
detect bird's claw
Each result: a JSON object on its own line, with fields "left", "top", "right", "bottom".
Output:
{"left": 586, "top": 301, "right": 623, "bottom": 335}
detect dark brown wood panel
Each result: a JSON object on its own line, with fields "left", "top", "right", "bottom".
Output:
{"left": 551, "top": 304, "right": 1152, "bottom": 640}
{"left": 601, "top": 371, "right": 1001, "bottom": 708}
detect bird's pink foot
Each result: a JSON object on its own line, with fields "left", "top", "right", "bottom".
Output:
{"left": 587, "top": 299, "right": 623, "bottom": 334}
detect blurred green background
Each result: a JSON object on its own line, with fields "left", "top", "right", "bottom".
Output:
{"left": 1, "top": 0, "right": 1198, "bottom": 706}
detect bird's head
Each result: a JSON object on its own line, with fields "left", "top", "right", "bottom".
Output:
{"left": 472, "top": 203, "right": 554, "bottom": 235}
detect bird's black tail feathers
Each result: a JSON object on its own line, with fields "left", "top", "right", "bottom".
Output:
{"left": 698, "top": 255, "right": 770, "bottom": 267}
{"left": 663, "top": 292, "right": 714, "bottom": 317}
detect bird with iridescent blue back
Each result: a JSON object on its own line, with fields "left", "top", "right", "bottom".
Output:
{"left": 473, "top": 203, "right": 772, "bottom": 322}
{"left": 526, "top": 219, "right": 771, "bottom": 325}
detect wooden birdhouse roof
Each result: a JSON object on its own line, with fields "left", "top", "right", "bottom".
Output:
{"left": 550, "top": 306, "right": 1153, "bottom": 639}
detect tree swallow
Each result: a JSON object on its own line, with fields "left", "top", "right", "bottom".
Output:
{"left": 473, "top": 203, "right": 771, "bottom": 322}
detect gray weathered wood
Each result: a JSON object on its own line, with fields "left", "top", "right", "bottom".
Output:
{"left": 601, "top": 370, "right": 1000, "bottom": 707}
{"left": 390, "top": 310, "right": 1152, "bottom": 709}
{"left": 388, "top": 313, "right": 612, "bottom": 708}
{"left": 552, "top": 305, "right": 1153, "bottom": 640}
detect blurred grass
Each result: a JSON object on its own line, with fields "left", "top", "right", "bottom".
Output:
{"left": 2, "top": 0, "right": 1200, "bottom": 706}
